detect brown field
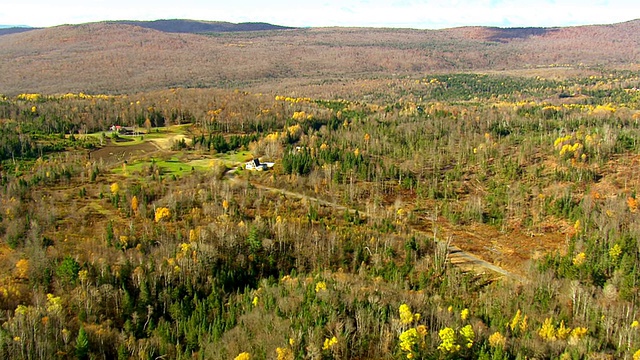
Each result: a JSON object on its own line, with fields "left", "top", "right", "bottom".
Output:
{"left": 90, "top": 140, "right": 159, "bottom": 165}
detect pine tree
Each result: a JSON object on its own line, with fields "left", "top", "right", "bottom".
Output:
{"left": 75, "top": 327, "right": 89, "bottom": 360}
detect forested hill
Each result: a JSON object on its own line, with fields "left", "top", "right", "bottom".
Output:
{"left": 110, "top": 19, "right": 295, "bottom": 33}
{"left": 0, "top": 27, "right": 38, "bottom": 36}
{"left": 0, "top": 20, "right": 292, "bottom": 36}
{"left": 0, "top": 19, "right": 638, "bottom": 94}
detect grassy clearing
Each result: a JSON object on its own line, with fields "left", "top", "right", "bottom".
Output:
{"left": 113, "top": 156, "right": 210, "bottom": 177}
{"left": 186, "top": 158, "right": 225, "bottom": 169}
{"left": 216, "top": 150, "right": 254, "bottom": 164}
{"left": 82, "top": 123, "right": 192, "bottom": 145}
{"left": 110, "top": 135, "right": 146, "bottom": 146}
{"left": 180, "top": 151, "right": 254, "bottom": 168}
{"left": 112, "top": 151, "right": 253, "bottom": 176}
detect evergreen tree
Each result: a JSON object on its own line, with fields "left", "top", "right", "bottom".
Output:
{"left": 75, "top": 327, "right": 89, "bottom": 360}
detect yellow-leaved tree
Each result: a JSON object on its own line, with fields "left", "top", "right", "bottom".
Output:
{"left": 155, "top": 207, "right": 170, "bottom": 222}
{"left": 15, "top": 259, "right": 29, "bottom": 279}
{"left": 110, "top": 182, "right": 119, "bottom": 195}
{"left": 131, "top": 196, "right": 138, "bottom": 215}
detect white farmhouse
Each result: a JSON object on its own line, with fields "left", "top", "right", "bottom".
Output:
{"left": 245, "top": 158, "right": 274, "bottom": 171}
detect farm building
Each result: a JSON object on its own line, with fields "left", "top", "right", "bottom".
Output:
{"left": 245, "top": 158, "right": 274, "bottom": 171}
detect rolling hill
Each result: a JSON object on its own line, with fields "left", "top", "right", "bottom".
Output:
{"left": 0, "top": 19, "right": 292, "bottom": 36}
{"left": 111, "top": 19, "right": 295, "bottom": 33}
{"left": 0, "top": 26, "right": 38, "bottom": 36}
{"left": 0, "top": 19, "right": 638, "bottom": 95}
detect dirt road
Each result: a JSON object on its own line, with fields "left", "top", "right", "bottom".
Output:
{"left": 228, "top": 172, "right": 524, "bottom": 282}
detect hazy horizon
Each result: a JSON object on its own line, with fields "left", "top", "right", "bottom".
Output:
{"left": 0, "top": 17, "right": 639, "bottom": 31}
{"left": 2, "top": 0, "right": 640, "bottom": 30}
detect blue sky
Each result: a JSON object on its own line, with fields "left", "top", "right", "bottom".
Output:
{"left": 2, "top": 0, "right": 639, "bottom": 29}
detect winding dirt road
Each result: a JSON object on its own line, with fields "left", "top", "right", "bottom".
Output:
{"left": 228, "top": 172, "right": 525, "bottom": 282}
{"left": 91, "top": 134, "right": 523, "bottom": 282}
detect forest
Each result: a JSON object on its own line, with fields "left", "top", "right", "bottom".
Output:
{"left": 0, "top": 69, "right": 640, "bottom": 360}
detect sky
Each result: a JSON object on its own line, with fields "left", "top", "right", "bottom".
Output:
{"left": 2, "top": 0, "right": 640, "bottom": 29}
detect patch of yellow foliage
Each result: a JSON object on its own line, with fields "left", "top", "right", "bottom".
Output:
{"left": 155, "top": 207, "right": 170, "bottom": 222}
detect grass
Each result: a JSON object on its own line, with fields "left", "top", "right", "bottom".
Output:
{"left": 93, "top": 123, "right": 252, "bottom": 177}
{"left": 217, "top": 150, "right": 254, "bottom": 164}
{"left": 111, "top": 135, "right": 146, "bottom": 146}
{"left": 142, "top": 125, "right": 190, "bottom": 137}
{"left": 82, "top": 123, "right": 192, "bottom": 143}
{"left": 85, "top": 201, "right": 112, "bottom": 217}
{"left": 113, "top": 151, "right": 253, "bottom": 176}
{"left": 110, "top": 149, "right": 253, "bottom": 180}
{"left": 183, "top": 150, "right": 254, "bottom": 168}
{"left": 113, "top": 156, "right": 210, "bottom": 177}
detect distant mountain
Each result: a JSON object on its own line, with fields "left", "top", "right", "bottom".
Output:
{"left": 0, "top": 19, "right": 638, "bottom": 95}
{"left": 0, "top": 26, "right": 37, "bottom": 36}
{"left": 449, "top": 18, "right": 640, "bottom": 43}
{"left": 0, "top": 19, "right": 292, "bottom": 37}
{"left": 110, "top": 19, "right": 295, "bottom": 33}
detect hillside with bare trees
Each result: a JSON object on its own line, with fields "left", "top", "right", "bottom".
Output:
{"left": 0, "top": 19, "right": 639, "bottom": 95}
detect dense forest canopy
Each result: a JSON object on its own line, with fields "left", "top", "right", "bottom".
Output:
{"left": 0, "top": 69, "right": 639, "bottom": 359}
